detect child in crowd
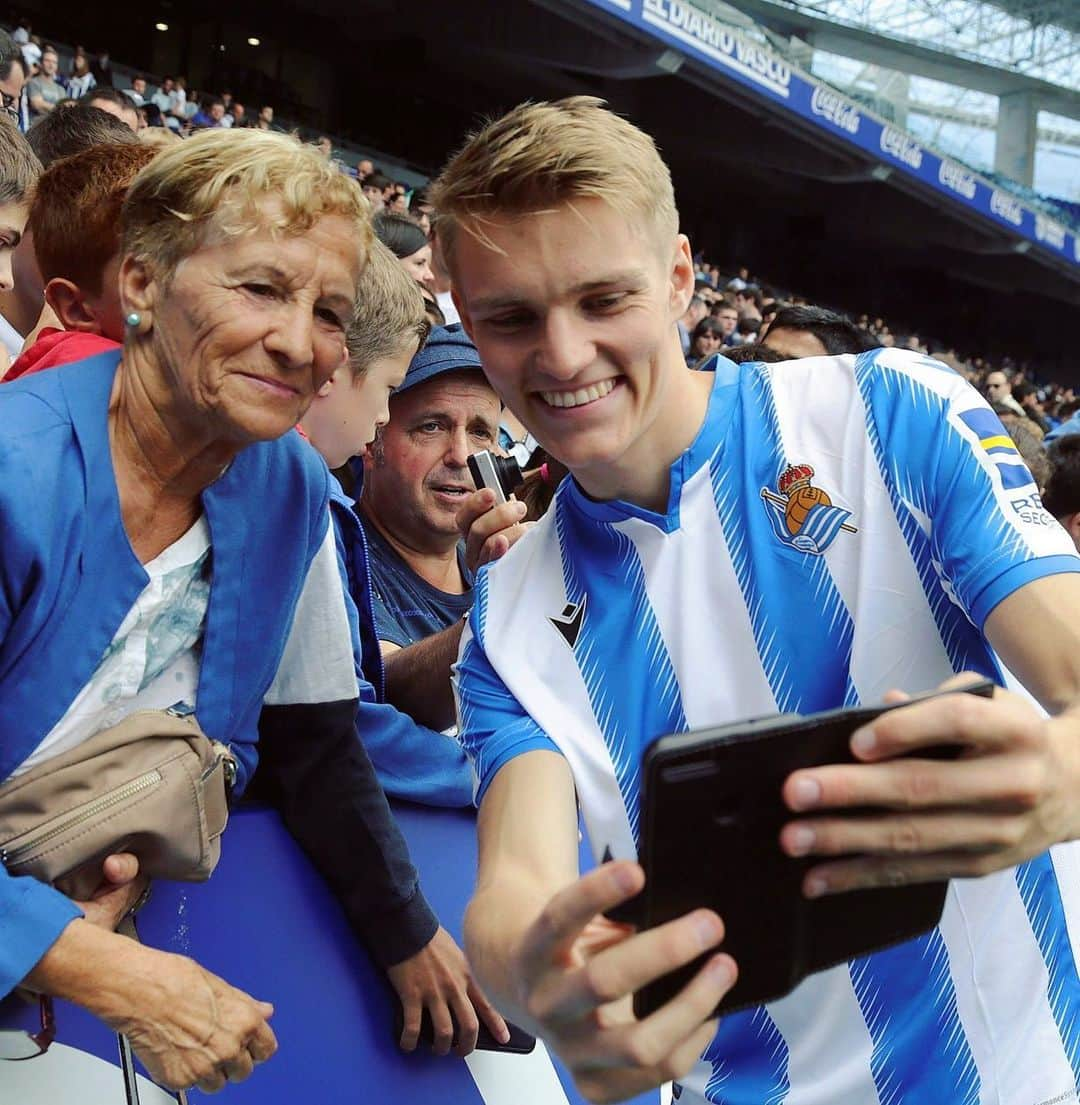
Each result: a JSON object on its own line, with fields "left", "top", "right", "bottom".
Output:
{"left": 300, "top": 238, "right": 474, "bottom": 806}
{"left": 4, "top": 142, "right": 158, "bottom": 380}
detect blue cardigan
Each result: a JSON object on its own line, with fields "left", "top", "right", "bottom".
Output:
{"left": 0, "top": 351, "right": 331, "bottom": 994}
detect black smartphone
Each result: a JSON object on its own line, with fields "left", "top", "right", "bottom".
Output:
{"left": 622, "top": 680, "right": 996, "bottom": 1019}
{"left": 391, "top": 996, "right": 536, "bottom": 1055}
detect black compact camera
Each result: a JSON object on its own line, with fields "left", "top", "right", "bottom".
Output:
{"left": 467, "top": 449, "right": 524, "bottom": 505}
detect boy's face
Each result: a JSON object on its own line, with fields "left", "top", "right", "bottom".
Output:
{"left": 303, "top": 336, "right": 415, "bottom": 469}
{"left": 451, "top": 198, "right": 694, "bottom": 491}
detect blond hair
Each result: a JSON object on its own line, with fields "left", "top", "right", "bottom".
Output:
{"left": 346, "top": 237, "right": 429, "bottom": 377}
{"left": 429, "top": 96, "right": 677, "bottom": 260}
{"left": 0, "top": 113, "right": 40, "bottom": 208}
{"left": 121, "top": 128, "right": 370, "bottom": 280}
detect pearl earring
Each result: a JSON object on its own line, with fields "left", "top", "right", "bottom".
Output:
{"left": 124, "top": 311, "right": 142, "bottom": 329}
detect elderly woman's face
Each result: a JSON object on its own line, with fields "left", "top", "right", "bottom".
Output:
{"left": 144, "top": 208, "right": 360, "bottom": 444}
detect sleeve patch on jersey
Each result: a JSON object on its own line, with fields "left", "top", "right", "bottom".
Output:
{"left": 957, "top": 408, "right": 1032, "bottom": 490}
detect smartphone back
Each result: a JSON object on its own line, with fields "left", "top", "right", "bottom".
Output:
{"left": 630, "top": 692, "right": 985, "bottom": 1019}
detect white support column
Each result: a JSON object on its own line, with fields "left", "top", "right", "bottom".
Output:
{"left": 995, "top": 90, "right": 1037, "bottom": 187}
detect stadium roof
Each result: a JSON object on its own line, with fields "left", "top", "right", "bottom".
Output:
{"left": 727, "top": 0, "right": 1079, "bottom": 115}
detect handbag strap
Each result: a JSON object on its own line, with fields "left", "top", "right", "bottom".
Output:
{"left": 116, "top": 909, "right": 187, "bottom": 1105}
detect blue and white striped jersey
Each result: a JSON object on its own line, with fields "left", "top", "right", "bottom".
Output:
{"left": 454, "top": 348, "right": 1080, "bottom": 1105}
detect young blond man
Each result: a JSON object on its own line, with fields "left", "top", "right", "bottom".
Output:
{"left": 434, "top": 97, "right": 1080, "bottom": 1103}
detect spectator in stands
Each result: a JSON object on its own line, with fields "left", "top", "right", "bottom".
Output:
{"left": 677, "top": 293, "right": 707, "bottom": 355}
{"left": 82, "top": 87, "right": 139, "bottom": 131}
{"left": 0, "top": 31, "right": 29, "bottom": 132}
{"left": 165, "top": 75, "right": 188, "bottom": 129}
{"left": 0, "top": 128, "right": 505, "bottom": 1090}
{"left": 363, "top": 170, "right": 393, "bottom": 212}
{"left": 3, "top": 143, "right": 158, "bottom": 381}
{"left": 686, "top": 317, "right": 725, "bottom": 366}
{"left": 225, "top": 101, "right": 245, "bottom": 127}
{"left": 26, "top": 44, "right": 65, "bottom": 118}
{"left": 255, "top": 103, "right": 278, "bottom": 131}
{"left": 411, "top": 186, "right": 434, "bottom": 235}
{"left": 126, "top": 75, "right": 147, "bottom": 106}
{"left": 734, "top": 314, "right": 760, "bottom": 345}
{"left": 357, "top": 157, "right": 374, "bottom": 179}
{"left": 89, "top": 48, "right": 114, "bottom": 88}
{"left": 1014, "top": 382, "right": 1051, "bottom": 434}
{"left": 0, "top": 116, "right": 38, "bottom": 375}
{"left": 66, "top": 48, "right": 95, "bottom": 99}
{"left": 726, "top": 264, "right": 750, "bottom": 290}
{"left": 373, "top": 211, "right": 435, "bottom": 293}
{"left": 358, "top": 325, "right": 523, "bottom": 730}
{"left": 762, "top": 304, "right": 880, "bottom": 357}
{"left": 710, "top": 300, "right": 739, "bottom": 346}
{"left": 19, "top": 38, "right": 39, "bottom": 78}
{"left": 299, "top": 240, "right": 473, "bottom": 806}
{"left": 1044, "top": 437, "right": 1080, "bottom": 552}
{"left": 734, "top": 284, "right": 763, "bottom": 321}
{"left": 315, "top": 134, "right": 333, "bottom": 158}
{"left": 190, "top": 96, "right": 226, "bottom": 129}
{"left": 150, "top": 75, "right": 173, "bottom": 117}
{"left": 985, "top": 368, "right": 1023, "bottom": 416}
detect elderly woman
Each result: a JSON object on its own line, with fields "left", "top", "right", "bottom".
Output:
{"left": 0, "top": 129, "right": 498, "bottom": 1094}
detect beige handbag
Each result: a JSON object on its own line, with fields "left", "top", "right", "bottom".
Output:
{"left": 0, "top": 707, "right": 234, "bottom": 901}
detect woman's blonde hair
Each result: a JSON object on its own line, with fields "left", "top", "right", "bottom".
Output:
{"left": 121, "top": 128, "right": 370, "bottom": 280}
{"left": 346, "top": 238, "right": 429, "bottom": 377}
{"left": 429, "top": 96, "right": 677, "bottom": 262}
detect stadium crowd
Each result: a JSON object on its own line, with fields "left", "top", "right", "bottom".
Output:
{"left": 1, "top": 13, "right": 1080, "bottom": 1105}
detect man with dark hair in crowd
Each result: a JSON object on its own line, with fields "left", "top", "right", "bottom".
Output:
{"left": 1013, "top": 382, "right": 1051, "bottom": 434}
{"left": 363, "top": 171, "right": 393, "bottom": 213}
{"left": 1044, "top": 437, "right": 1080, "bottom": 552}
{"left": 711, "top": 299, "right": 740, "bottom": 347}
{"left": 190, "top": 96, "right": 226, "bottom": 130}
{"left": 734, "top": 283, "right": 763, "bottom": 321}
{"left": 763, "top": 304, "right": 881, "bottom": 358}
{"left": 0, "top": 31, "right": 28, "bottom": 132}
{"left": 80, "top": 86, "right": 139, "bottom": 131}
{"left": 26, "top": 43, "right": 64, "bottom": 118}
{"left": 255, "top": 103, "right": 279, "bottom": 132}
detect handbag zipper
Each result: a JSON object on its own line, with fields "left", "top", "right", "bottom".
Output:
{"left": 1, "top": 770, "right": 162, "bottom": 867}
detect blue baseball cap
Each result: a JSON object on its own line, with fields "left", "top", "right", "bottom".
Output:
{"left": 395, "top": 323, "right": 487, "bottom": 396}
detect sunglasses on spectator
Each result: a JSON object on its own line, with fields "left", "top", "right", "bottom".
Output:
{"left": 0, "top": 995, "right": 55, "bottom": 1061}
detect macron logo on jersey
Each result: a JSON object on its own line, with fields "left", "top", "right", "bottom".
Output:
{"left": 550, "top": 596, "right": 586, "bottom": 649}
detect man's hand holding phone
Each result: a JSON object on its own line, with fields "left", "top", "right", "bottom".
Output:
{"left": 503, "top": 861, "right": 735, "bottom": 1105}
{"left": 780, "top": 674, "right": 1080, "bottom": 897}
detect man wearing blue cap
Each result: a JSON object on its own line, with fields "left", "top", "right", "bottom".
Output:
{"left": 359, "top": 324, "right": 528, "bottom": 730}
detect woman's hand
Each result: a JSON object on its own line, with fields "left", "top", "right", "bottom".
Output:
{"left": 71, "top": 852, "right": 149, "bottom": 931}
{"left": 24, "top": 919, "right": 276, "bottom": 1094}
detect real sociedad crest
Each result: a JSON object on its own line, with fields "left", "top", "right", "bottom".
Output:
{"left": 760, "top": 463, "right": 856, "bottom": 555}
